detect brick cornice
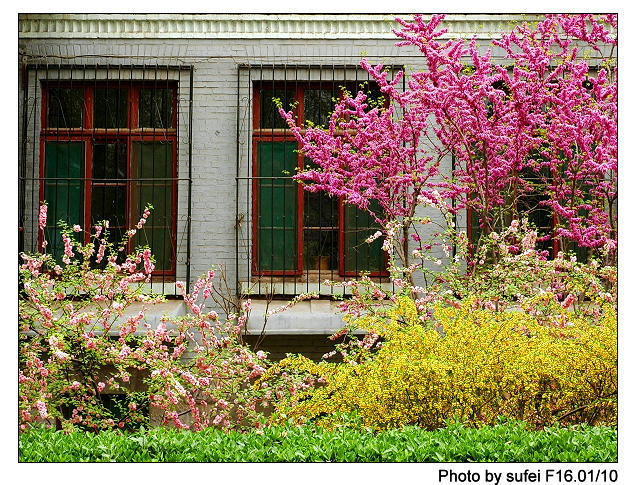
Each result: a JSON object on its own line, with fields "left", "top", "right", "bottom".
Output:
{"left": 18, "top": 14, "right": 540, "bottom": 40}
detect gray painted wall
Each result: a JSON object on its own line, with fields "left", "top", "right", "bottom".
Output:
{"left": 18, "top": 15, "right": 532, "bottom": 335}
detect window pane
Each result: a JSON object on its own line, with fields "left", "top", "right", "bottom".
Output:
{"left": 519, "top": 193, "right": 553, "bottom": 254}
{"left": 518, "top": 168, "right": 553, "bottom": 255}
{"left": 47, "top": 88, "right": 83, "bottom": 128}
{"left": 136, "top": 184, "right": 170, "bottom": 227}
{"left": 303, "top": 188, "right": 339, "bottom": 271}
{"left": 139, "top": 88, "right": 173, "bottom": 129}
{"left": 92, "top": 142, "right": 126, "bottom": 179}
{"left": 304, "top": 89, "right": 334, "bottom": 127}
{"left": 44, "top": 142, "right": 85, "bottom": 222}
{"left": 134, "top": 142, "right": 172, "bottom": 178}
{"left": 91, "top": 185, "right": 126, "bottom": 227}
{"left": 94, "top": 88, "right": 128, "bottom": 128}
{"left": 257, "top": 141, "right": 297, "bottom": 271}
{"left": 131, "top": 142, "right": 174, "bottom": 271}
{"left": 470, "top": 206, "right": 483, "bottom": 248}
{"left": 43, "top": 142, "right": 84, "bottom": 262}
{"left": 567, "top": 180, "right": 593, "bottom": 264}
{"left": 571, "top": 243, "right": 589, "bottom": 263}
{"left": 304, "top": 191, "right": 338, "bottom": 228}
{"left": 135, "top": 224, "right": 172, "bottom": 273}
{"left": 304, "top": 229, "right": 338, "bottom": 271}
{"left": 259, "top": 227, "right": 297, "bottom": 272}
{"left": 259, "top": 89, "right": 294, "bottom": 129}
{"left": 344, "top": 202, "right": 384, "bottom": 273}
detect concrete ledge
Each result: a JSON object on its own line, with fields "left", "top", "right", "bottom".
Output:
{"left": 21, "top": 300, "right": 187, "bottom": 337}
{"left": 245, "top": 298, "right": 363, "bottom": 335}
{"left": 123, "top": 300, "right": 187, "bottom": 329}
{"left": 103, "top": 300, "right": 187, "bottom": 335}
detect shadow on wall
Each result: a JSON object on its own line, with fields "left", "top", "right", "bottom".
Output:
{"left": 243, "top": 334, "right": 343, "bottom": 362}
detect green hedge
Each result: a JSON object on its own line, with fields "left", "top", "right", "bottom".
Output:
{"left": 19, "top": 421, "right": 616, "bottom": 462}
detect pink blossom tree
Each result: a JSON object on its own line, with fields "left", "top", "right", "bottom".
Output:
{"left": 19, "top": 205, "right": 276, "bottom": 432}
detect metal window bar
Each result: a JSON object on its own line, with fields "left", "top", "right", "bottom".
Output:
{"left": 236, "top": 63, "right": 402, "bottom": 299}
{"left": 18, "top": 62, "right": 193, "bottom": 295}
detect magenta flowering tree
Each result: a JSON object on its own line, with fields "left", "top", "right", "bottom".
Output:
{"left": 278, "top": 77, "right": 453, "bottom": 285}
{"left": 394, "top": 14, "right": 617, "bottom": 259}
{"left": 280, "top": 14, "right": 617, "bottom": 269}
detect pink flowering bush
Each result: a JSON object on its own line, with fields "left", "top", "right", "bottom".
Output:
{"left": 143, "top": 275, "right": 276, "bottom": 431}
{"left": 19, "top": 204, "right": 275, "bottom": 432}
{"left": 443, "top": 219, "right": 617, "bottom": 319}
{"left": 19, "top": 205, "right": 159, "bottom": 431}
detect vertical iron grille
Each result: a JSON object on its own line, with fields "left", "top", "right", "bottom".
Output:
{"left": 236, "top": 64, "right": 401, "bottom": 298}
{"left": 19, "top": 63, "right": 193, "bottom": 295}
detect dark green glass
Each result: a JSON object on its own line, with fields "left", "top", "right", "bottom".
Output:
{"left": 43, "top": 141, "right": 84, "bottom": 262}
{"left": 131, "top": 141, "right": 173, "bottom": 270}
{"left": 257, "top": 141, "right": 297, "bottom": 271}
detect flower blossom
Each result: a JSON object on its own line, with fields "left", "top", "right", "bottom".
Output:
{"left": 35, "top": 400, "right": 48, "bottom": 419}
{"left": 38, "top": 204, "right": 47, "bottom": 231}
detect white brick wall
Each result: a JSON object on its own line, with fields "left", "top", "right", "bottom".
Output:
{"left": 18, "top": 15, "right": 529, "bottom": 334}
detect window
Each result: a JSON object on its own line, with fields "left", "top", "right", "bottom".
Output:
{"left": 252, "top": 82, "right": 388, "bottom": 277}
{"left": 466, "top": 164, "right": 596, "bottom": 263}
{"left": 40, "top": 81, "right": 177, "bottom": 275}
{"left": 467, "top": 168, "right": 557, "bottom": 257}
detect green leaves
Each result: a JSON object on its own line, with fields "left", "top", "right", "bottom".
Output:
{"left": 19, "top": 422, "right": 617, "bottom": 463}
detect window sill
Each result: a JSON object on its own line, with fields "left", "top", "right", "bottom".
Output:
{"left": 240, "top": 279, "right": 394, "bottom": 297}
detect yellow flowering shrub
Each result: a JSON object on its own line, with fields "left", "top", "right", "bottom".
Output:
{"left": 266, "top": 297, "right": 617, "bottom": 431}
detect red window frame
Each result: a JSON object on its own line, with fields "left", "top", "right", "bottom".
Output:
{"left": 39, "top": 81, "right": 179, "bottom": 277}
{"left": 251, "top": 81, "right": 389, "bottom": 278}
